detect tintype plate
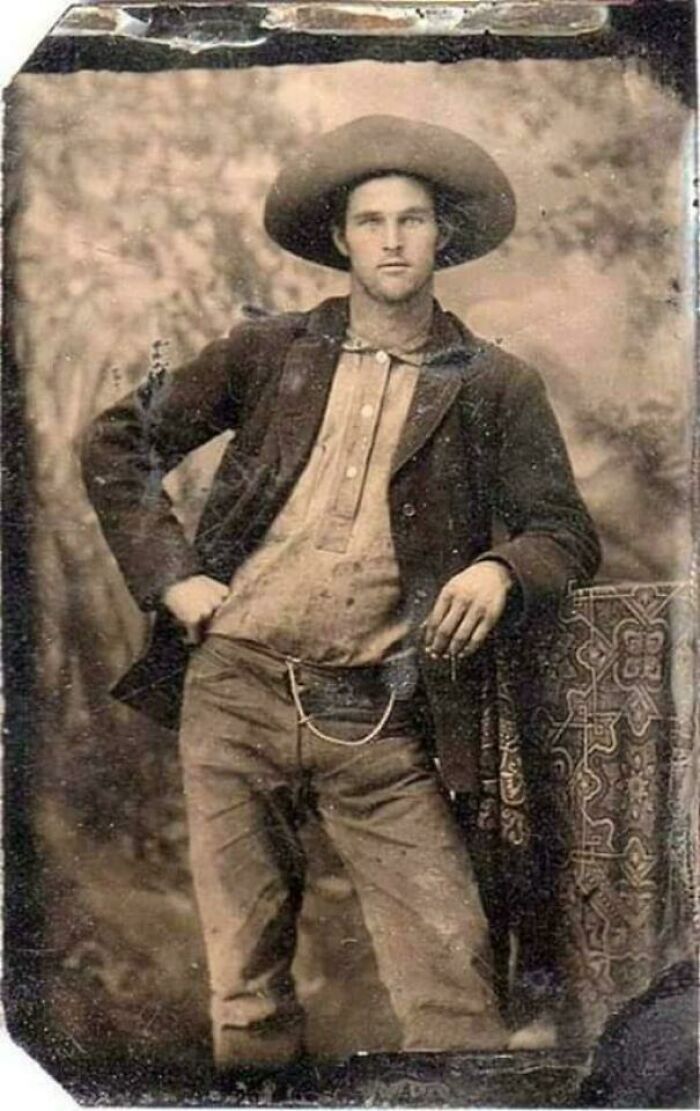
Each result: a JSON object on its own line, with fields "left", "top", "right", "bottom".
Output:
{"left": 2, "top": 2, "right": 698, "bottom": 1107}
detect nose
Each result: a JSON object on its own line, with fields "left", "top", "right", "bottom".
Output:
{"left": 382, "top": 219, "right": 403, "bottom": 252}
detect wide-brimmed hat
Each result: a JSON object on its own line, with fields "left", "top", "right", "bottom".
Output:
{"left": 264, "top": 115, "right": 516, "bottom": 271}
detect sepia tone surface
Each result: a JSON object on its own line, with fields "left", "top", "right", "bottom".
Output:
{"left": 5, "top": 51, "right": 695, "bottom": 1087}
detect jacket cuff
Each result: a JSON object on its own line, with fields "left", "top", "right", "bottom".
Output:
{"left": 471, "top": 552, "right": 525, "bottom": 626}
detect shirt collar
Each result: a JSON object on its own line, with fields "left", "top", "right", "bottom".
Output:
{"left": 306, "top": 296, "right": 478, "bottom": 368}
{"left": 342, "top": 332, "right": 430, "bottom": 367}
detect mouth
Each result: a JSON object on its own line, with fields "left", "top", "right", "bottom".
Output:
{"left": 379, "top": 262, "right": 409, "bottom": 271}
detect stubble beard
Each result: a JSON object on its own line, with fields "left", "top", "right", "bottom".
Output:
{"left": 354, "top": 267, "right": 433, "bottom": 308}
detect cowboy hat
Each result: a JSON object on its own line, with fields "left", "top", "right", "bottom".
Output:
{"left": 264, "top": 114, "right": 516, "bottom": 270}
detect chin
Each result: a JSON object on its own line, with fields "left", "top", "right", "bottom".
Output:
{"left": 375, "top": 291, "right": 412, "bottom": 305}
{"left": 373, "top": 282, "right": 424, "bottom": 305}
{"left": 356, "top": 270, "right": 431, "bottom": 305}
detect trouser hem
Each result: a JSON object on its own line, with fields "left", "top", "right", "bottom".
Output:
{"left": 214, "top": 1022, "right": 304, "bottom": 1069}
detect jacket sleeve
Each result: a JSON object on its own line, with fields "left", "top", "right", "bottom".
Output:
{"left": 81, "top": 324, "right": 257, "bottom": 609}
{"left": 477, "top": 359, "right": 601, "bottom": 620}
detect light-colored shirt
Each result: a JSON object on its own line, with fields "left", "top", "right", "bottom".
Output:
{"left": 208, "top": 337, "right": 423, "bottom": 664}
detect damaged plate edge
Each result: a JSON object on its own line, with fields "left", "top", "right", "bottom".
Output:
{"left": 261, "top": 3, "right": 610, "bottom": 37}
{"left": 53, "top": 3, "right": 610, "bottom": 48}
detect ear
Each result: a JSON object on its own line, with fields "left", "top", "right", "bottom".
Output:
{"left": 332, "top": 224, "right": 349, "bottom": 259}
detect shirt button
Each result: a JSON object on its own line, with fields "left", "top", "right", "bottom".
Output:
{"left": 376, "top": 350, "right": 390, "bottom": 365}
{"left": 346, "top": 465, "right": 358, "bottom": 479}
{"left": 402, "top": 502, "right": 417, "bottom": 518}
{"left": 361, "top": 404, "right": 374, "bottom": 419}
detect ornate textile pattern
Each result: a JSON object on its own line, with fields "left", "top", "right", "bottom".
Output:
{"left": 531, "top": 582, "right": 697, "bottom": 1038}
{"left": 466, "top": 643, "right": 559, "bottom": 1024}
{"left": 477, "top": 649, "right": 532, "bottom": 850}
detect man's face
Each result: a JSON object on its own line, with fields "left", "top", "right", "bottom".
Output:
{"left": 332, "top": 175, "right": 445, "bottom": 305}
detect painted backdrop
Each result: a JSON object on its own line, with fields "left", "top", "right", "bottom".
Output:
{"left": 7, "top": 56, "right": 694, "bottom": 1067}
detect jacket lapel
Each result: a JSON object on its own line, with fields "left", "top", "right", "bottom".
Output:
{"left": 273, "top": 296, "right": 475, "bottom": 481}
{"left": 275, "top": 298, "right": 347, "bottom": 481}
{"left": 391, "top": 306, "right": 473, "bottom": 476}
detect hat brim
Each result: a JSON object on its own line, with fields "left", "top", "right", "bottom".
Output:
{"left": 264, "top": 115, "right": 516, "bottom": 271}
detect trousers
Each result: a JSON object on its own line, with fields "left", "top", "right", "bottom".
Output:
{"left": 179, "top": 635, "right": 506, "bottom": 1065}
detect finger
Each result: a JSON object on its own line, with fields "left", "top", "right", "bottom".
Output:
{"left": 430, "top": 599, "right": 469, "bottom": 657}
{"left": 198, "top": 598, "right": 226, "bottom": 635}
{"left": 462, "top": 619, "right": 491, "bottom": 657}
{"left": 201, "top": 599, "right": 225, "bottom": 632}
{"left": 212, "top": 589, "right": 229, "bottom": 610}
{"left": 424, "top": 588, "right": 453, "bottom": 644}
{"left": 447, "top": 607, "right": 485, "bottom": 657}
{"left": 204, "top": 595, "right": 226, "bottom": 618}
{"left": 454, "top": 614, "right": 493, "bottom": 658}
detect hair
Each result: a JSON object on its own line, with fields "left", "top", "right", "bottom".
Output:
{"left": 329, "top": 171, "right": 440, "bottom": 228}
{"left": 328, "top": 171, "right": 462, "bottom": 257}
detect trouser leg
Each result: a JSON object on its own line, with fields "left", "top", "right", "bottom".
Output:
{"left": 452, "top": 793, "right": 512, "bottom": 1008}
{"left": 178, "top": 640, "right": 305, "bottom": 1066}
{"left": 313, "top": 727, "right": 507, "bottom": 1051}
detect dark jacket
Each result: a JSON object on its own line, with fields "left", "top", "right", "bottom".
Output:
{"left": 82, "top": 296, "right": 600, "bottom": 790}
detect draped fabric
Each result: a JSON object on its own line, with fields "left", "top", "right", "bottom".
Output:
{"left": 473, "top": 581, "right": 697, "bottom": 1039}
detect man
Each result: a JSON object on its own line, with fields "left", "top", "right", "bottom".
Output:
{"left": 82, "top": 115, "right": 600, "bottom": 1066}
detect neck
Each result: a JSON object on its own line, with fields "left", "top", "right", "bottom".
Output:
{"left": 347, "top": 281, "right": 435, "bottom": 350}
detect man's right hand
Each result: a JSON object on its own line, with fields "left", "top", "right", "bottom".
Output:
{"left": 162, "top": 575, "right": 229, "bottom": 644}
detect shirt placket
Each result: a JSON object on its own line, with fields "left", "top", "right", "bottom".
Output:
{"left": 315, "top": 349, "right": 392, "bottom": 554}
